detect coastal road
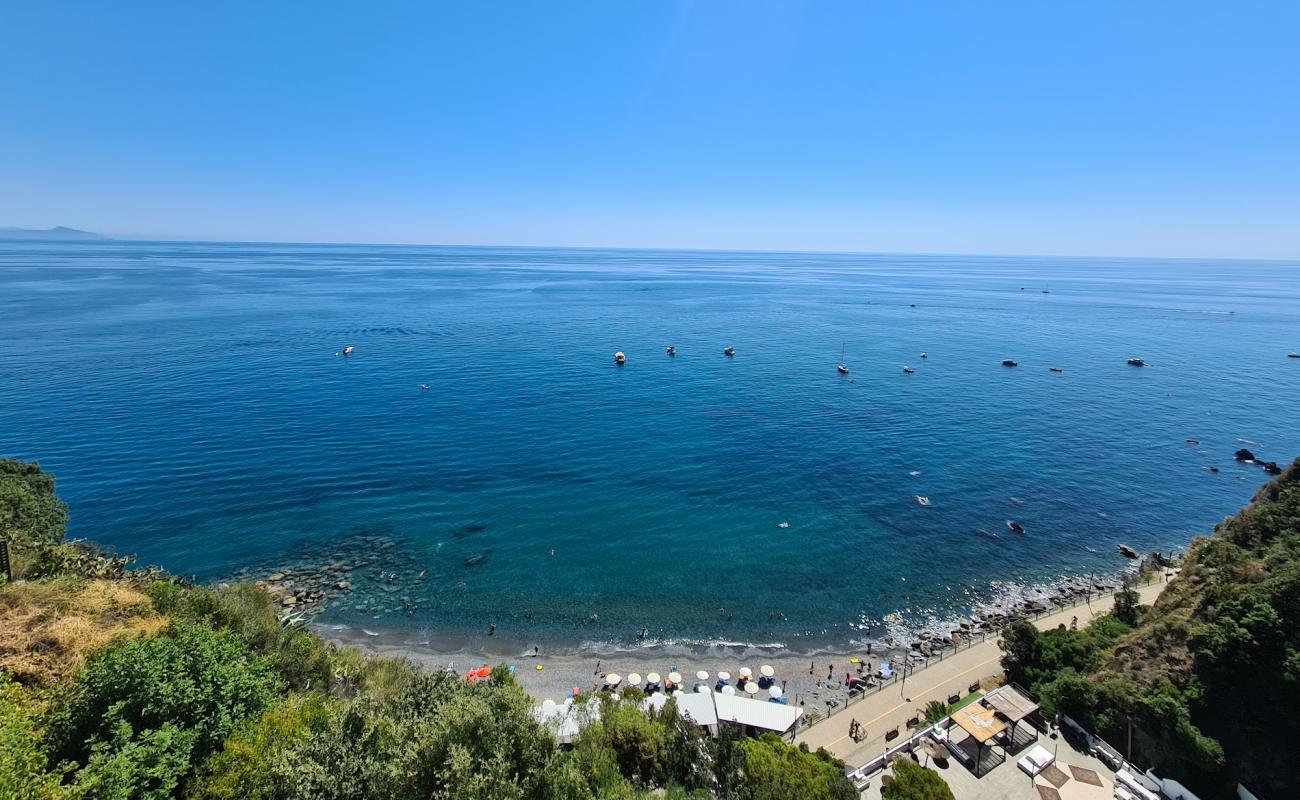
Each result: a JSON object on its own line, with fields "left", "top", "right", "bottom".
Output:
{"left": 792, "top": 580, "right": 1168, "bottom": 769}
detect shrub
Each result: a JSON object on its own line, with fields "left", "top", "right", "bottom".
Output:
{"left": 188, "top": 693, "right": 338, "bottom": 800}
{"left": 48, "top": 621, "right": 284, "bottom": 793}
{"left": 0, "top": 673, "right": 67, "bottom": 800}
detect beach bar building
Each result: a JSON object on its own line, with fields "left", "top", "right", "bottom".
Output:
{"left": 711, "top": 692, "right": 803, "bottom": 736}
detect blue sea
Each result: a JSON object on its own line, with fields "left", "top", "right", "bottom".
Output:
{"left": 3, "top": 241, "right": 1298, "bottom": 652}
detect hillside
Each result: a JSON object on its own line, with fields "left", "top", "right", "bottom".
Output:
{"left": 0, "top": 226, "right": 107, "bottom": 241}
{"left": 1082, "top": 459, "right": 1299, "bottom": 796}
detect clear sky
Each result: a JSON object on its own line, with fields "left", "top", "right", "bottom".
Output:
{"left": 2, "top": 1, "right": 1298, "bottom": 258}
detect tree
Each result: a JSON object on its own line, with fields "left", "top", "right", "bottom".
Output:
{"left": 882, "top": 758, "right": 955, "bottom": 800}
{"left": 999, "top": 621, "right": 1039, "bottom": 685}
{"left": 0, "top": 459, "right": 68, "bottom": 551}
{"left": 733, "top": 733, "right": 856, "bottom": 800}
{"left": 1112, "top": 582, "right": 1142, "bottom": 628}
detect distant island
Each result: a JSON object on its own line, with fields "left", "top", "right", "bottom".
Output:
{"left": 0, "top": 225, "right": 108, "bottom": 241}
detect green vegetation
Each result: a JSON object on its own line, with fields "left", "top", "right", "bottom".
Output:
{"left": 0, "top": 459, "right": 856, "bottom": 800}
{"left": 881, "top": 757, "right": 954, "bottom": 800}
{"left": 1000, "top": 457, "right": 1300, "bottom": 797}
{"left": 0, "top": 459, "right": 68, "bottom": 552}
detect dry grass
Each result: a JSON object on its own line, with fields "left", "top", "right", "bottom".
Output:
{"left": 0, "top": 577, "right": 169, "bottom": 686}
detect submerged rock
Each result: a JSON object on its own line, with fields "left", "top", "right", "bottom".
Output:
{"left": 1235, "top": 448, "right": 1257, "bottom": 462}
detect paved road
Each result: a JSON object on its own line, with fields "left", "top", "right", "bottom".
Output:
{"left": 793, "top": 580, "right": 1168, "bottom": 768}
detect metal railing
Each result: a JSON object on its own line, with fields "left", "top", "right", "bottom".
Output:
{"left": 795, "top": 574, "right": 1163, "bottom": 733}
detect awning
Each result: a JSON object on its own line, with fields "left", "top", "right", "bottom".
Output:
{"left": 675, "top": 692, "right": 719, "bottom": 727}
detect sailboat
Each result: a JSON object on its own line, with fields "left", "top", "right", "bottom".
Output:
{"left": 836, "top": 343, "right": 849, "bottom": 375}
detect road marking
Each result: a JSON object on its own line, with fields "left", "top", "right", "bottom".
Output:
{"left": 810, "top": 654, "right": 1002, "bottom": 751}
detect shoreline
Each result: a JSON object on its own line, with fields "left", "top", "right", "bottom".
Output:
{"left": 311, "top": 566, "right": 1150, "bottom": 703}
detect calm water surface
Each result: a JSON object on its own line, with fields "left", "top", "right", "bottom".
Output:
{"left": 2, "top": 242, "right": 1298, "bottom": 651}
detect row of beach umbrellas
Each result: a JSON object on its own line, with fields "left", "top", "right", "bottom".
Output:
{"left": 601, "top": 665, "right": 782, "bottom": 698}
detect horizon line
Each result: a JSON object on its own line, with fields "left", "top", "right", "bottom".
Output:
{"left": 7, "top": 229, "right": 1298, "bottom": 265}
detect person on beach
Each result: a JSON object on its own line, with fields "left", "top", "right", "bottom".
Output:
{"left": 809, "top": 661, "right": 815, "bottom": 675}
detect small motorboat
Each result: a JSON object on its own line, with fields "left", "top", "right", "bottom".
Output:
{"left": 666, "top": 346, "right": 676, "bottom": 357}
{"left": 837, "top": 364, "right": 849, "bottom": 375}
{"left": 1289, "top": 352, "right": 1299, "bottom": 359}
{"left": 1117, "top": 544, "right": 1139, "bottom": 559}
{"left": 1006, "top": 520, "right": 1025, "bottom": 534}
{"left": 724, "top": 346, "right": 735, "bottom": 357}
{"left": 1203, "top": 466, "right": 1220, "bottom": 473}
{"left": 1001, "top": 359, "right": 1018, "bottom": 367}
{"left": 902, "top": 365, "right": 915, "bottom": 374}
{"left": 919, "top": 352, "right": 928, "bottom": 359}
{"left": 1185, "top": 438, "right": 1200, "bottom": 445}
{"left": 1008, "top": 496, "right": 1024, "bottom": 506}
{"left": 1049, "top": 367, "right": 1063, "bottom": 373}
{"left": 342, "top": 345, "right": 355, "bottom": 356}
{"left": 915, "top": 496, "right": 932, "bottom": 507}
{"left": 419, "top": 383, "right": 431, "bottom": 390}
{"left": 1127, "top": 358, "right": 1145, "bottom": 366}
{"left": 614, "top": 351, "right": 627, "bottom": 365}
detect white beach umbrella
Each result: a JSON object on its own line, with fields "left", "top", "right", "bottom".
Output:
{"left": 760, "top": 665, "right": 775, "bottom": 677}
{"left": 739, "top": 667, "right": 753, "bottom": 678}
{"left": 721, "top": 685, "right": 737, "bottom": 695}
{"left": 672, "top": 689, "right": 684, "bottom": 697}
{"left": 698, "top": 685, "right": 712, "bottom": 694}
{"left": 605, "top": 673, "right": 622, "bottom": 686}
{"left": 744, "top": 682, "right": 759, "bottom": 695}
{"left": 768, "top": 685, "right": 783, "bottom": 698}
{"left": 717, "top": 671, "right": 731, "bottom": 681}
{"left": 647, "top": 672, "right": 661, "bottom": 683}
{"left": 696, "top": 670, "right": 710, "bottom": 681}
{"left": 668, "top": 671, "right": 682, "bottom": 684}
{"left": 627, "top": 673, "right": 642, "bottom": 685}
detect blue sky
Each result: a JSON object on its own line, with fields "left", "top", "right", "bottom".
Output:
{"left": 2, "top": 1, "right": 1298, "bottom": 257}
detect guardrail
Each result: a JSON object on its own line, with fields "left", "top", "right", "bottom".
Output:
{"left": 794, "top": 574, "right": 1163, "bottom": 733}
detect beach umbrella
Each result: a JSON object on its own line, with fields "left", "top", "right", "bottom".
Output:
{"left": 698, "top": 685, "right": 712, "bottom": 694}
{"left": 717, "top": 671, "right": 731, "bottom": 681}
{"left": 721, "top": 685, "right": 737, "bottom": 695}
{"left": 647, "top": 672, "right": 661, "bottom": 684}
{"left": 627, "top": 673, "right": 642, "bottom": 685}
{"left": 744, "top": 682, "right": 759, "bottom": 695}
{"left": 696, "top": 670, "right": 710, "bottom": 681}
{"left": 672, "top": 689, "right": 684, "bottom": 697}
{"left": 668, "top": 671, "right": 683, "bottom": 684}
{"left": 760, "top": 665, "right": 775, "bottom": 677}
{"left": 739, "top": 667, "right": 753, "bottom": 678}
{"left": 769, "top": 685, "right": 783, "bottom": 698}
{"left": 605, "top": 673, "right": 622, "bottom": 686}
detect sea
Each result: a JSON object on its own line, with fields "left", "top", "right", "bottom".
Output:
{"left": 2, "top": 240, "right": 1298, "bottom": 654}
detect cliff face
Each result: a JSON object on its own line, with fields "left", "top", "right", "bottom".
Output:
{"left": 1093, "top": 458, "right": 1300, "bottom": 797}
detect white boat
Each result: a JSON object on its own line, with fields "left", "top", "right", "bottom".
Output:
{"left": 915, "top": 496, "right": 931, "bottom": 507}
{"left": 902, "top": 366, "right": 915, "bottom": 374}
{"left": 341, "top": 345, "right": 355, "bottom": 356}
{"left": 724, "top": 346, "right": 735, "bottom": 357}
{"left": 919, "top": 352, "right": 927, "bottom": 359}
{"left": 614, "top": 351, "right": 627, "bottom": 365}
{"left": 1001, "top": 359, "right": 1018, "bottom": 367}
{"left": 836, "top": 343, "right": 848, "bottom": 374}
{"left": 666, "top": 346, "right": 676, "bottom": 356}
